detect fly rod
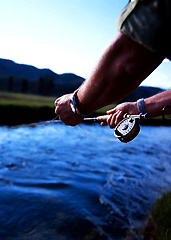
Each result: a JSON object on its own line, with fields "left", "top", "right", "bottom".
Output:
{"left": 9, "top": 115, "right": 109, "bottom": 128}
{"left": 11, "top": 113, "right": 148, "bottom": 143}
{"left": 12, "top": 115, "right": 109, "bottom": 128}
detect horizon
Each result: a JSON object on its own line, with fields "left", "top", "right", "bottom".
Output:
{"left": 0, "top": 57, "right": 168, "bottom": 91}
{"left": 0, "top": 0, "right": 170, "bottom": 89}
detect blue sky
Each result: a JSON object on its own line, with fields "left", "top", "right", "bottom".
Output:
{"left": 0, "top": 0, "right": 170, "bottom": 89}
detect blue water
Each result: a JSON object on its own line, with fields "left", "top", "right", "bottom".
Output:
{"left": 0, "top": 123, "right": 171, "bottom": 240}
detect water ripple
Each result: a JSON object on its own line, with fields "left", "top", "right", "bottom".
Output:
{"left": 0, "top": 124, "right": 171, "bottom": 239}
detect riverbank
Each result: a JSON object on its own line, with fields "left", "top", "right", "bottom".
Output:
{"left": 0, "top": 92, "right": 56, "bottom": 125}
{"left": 144, "top": 191, "right": 171, "bottom": 240}
{"left": 0, "top": 91, "right": 114, "bottom": 126}
{"left": 0, "top": 91, "right": 170, "bottom": 126}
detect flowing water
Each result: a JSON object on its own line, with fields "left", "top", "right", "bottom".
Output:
{"left": 0, "top": 123, "right": 171, "bottom": 240}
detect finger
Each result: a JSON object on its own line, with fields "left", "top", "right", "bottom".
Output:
{"left": 107, "top": 108, "right": 117, "bottom": 115}
{"left": 55, "top": 105, "right": 60, "bottom": 115}
{"left": 115, "top": 111, "right": 124, "bottom": 125}
{"left": 55, "top": 107, "right": 58, "bottom": 115}
{"left": 54, "top": 100, "right": 58, "bottom": 106}
{"left": 100, "top": 122, "right": 107, "bottom": 126}
{"left": 106, "top": 114, "right": 113, "bottom": 125}
{"left": 107, "top": 113, "right": 117, "bottom": 128}
{"left": 108, "top": 114, "right": 117, "bottom": 128}
{"left": 54, "top": 97, "right": 61, "bottom": 106}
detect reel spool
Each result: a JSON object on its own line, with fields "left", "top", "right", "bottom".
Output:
{"left": 114, "top": 116, "right": 140, "bottom": 143}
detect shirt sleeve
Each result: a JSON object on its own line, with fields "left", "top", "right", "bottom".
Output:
{"left": 116, "top": 0, "right": 171, "bottom": 60}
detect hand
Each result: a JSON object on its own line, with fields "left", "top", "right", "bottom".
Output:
{"left": 54, "top": 94, "right": 84, "bottom": 126}
{"left": 101, "top": 102, "right": 138, "bottom": 128}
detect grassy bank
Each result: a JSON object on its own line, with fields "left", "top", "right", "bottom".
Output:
{"left": 144, "top": 191, "right": 171, "bottom": 240}
{"left": 0, "top": 91, "right": 56, "bottom": 108}
{"left": 0, "top": 92, "right": 56, "bottom": 125}
{"left": 0, "top": 91, "right": 115, "bottom": 125}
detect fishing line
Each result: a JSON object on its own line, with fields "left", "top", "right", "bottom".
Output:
{"left": 10, "top": 115, "right": 118, "bottom": 142}
{"left": 10, "top": 115, "right": 60, "bottom": 128}
{"left": 53, "top": 115, "right": 118, "bottom": 142}
{"left": 78, "top": 124, "right": 118, "bottom": 142}
{"left": 52, "top": 115, "right": 118, "bottom": 142}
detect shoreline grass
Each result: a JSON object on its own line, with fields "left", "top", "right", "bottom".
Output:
{"left": 0, "top": 91, "right": 56, "bottom": 108}
{"left": 144, "top": 191, "right": 171, "bottom": 240}
{"left": 0, "top": 91, "right": 116, "bottom": 111}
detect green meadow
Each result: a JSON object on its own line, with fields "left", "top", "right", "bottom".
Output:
{"left": 0, "top": 91, "right": 56, "bottom": 108}
{"left": 0, "top": 91, "right": 115, "bottom": 110}
{"left": 0, "top": 91, "right": 56, "bottom": 125}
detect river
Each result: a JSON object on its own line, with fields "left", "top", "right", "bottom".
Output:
{"left": 0, "top": 123, "right": 171, "bottom": 240}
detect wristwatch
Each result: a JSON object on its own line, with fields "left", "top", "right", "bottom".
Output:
{"left": 70, "top": 90, "right": 86, "bottom": 116}
{"left": 137, "top": 98, "right": 146, "bottom": 114}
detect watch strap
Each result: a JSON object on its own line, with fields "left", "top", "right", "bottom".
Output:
{"left": 137, "top": 98, "right": 146, "bottom": 114}
{"left": 70, "top": 90, "right": 87, "bottom": 116}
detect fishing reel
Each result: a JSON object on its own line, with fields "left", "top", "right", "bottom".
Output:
{"left": 114, "top": 113, "right": 148, "bottom": 143}
{"left": 114, "top": 116, "right": 139, "bottom": 143}
{"left": 114, "top": 105, "right": 171, "bottom": 142}
{"left": 96, "top": 113, "right": 149, "bottom": 143}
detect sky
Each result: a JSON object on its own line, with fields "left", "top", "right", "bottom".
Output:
{"left": 0, "top": 0, "right": 170, "bottom": 89}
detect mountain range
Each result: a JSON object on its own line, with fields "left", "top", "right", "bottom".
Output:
{"left": 0, "top": 58, "right": 163, "bottom": 100}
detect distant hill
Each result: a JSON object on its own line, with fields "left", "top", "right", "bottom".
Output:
{"left": 118, "top": 85, "right": 163, "bottom": 103}
{"left": 0, "top": 58, "right": 84, "bottom": 96}
{"left": 0, "top": 58, "right": 163, "bottom": 100}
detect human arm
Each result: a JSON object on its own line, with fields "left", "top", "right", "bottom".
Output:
{"left": 54, "top": 32, "right": 164, "bottom": 126}
{"left": 103, "top": 89, "right": 171, "bottom": 128}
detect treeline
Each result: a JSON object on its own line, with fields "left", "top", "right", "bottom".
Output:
{"left": 0, "top": 75, "right": 55, "bottom": 96}
{"left": 0, "top": 58, "right": 84, "bottom": 96}
{"left": 0, "top": 74, "right": 84, "bottom": 97}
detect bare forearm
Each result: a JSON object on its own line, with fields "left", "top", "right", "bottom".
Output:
{"left": 144, "top": 89, "right": 171, "bottom": 117}
{"left": 77, "top": 33, "right": 164, "bottom": 114}
{"left": 54, "top": 32, "right": 164, "bottom": 126}
{"left": 104, "top": 89, "right": 171, "bottom": 128}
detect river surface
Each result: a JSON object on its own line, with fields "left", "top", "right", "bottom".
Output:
{"left": 0, "top": 123, "right": 171, "bottom": 240}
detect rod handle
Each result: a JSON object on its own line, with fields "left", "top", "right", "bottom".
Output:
{"left": 96, "top": 115, "right": 109, "bottom": 122}
{"left": 96, "top": 113, "right": 129, "bottom": 122}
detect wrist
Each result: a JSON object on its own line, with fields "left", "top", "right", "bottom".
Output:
{"left": 70, "top": 90, "right": 89, "bottom": 116}
{"left": 132, "top": 102, "right": 139, "bottom": 114}
{"left": 136, "top": 98, "right": 146, "bottom": 114}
